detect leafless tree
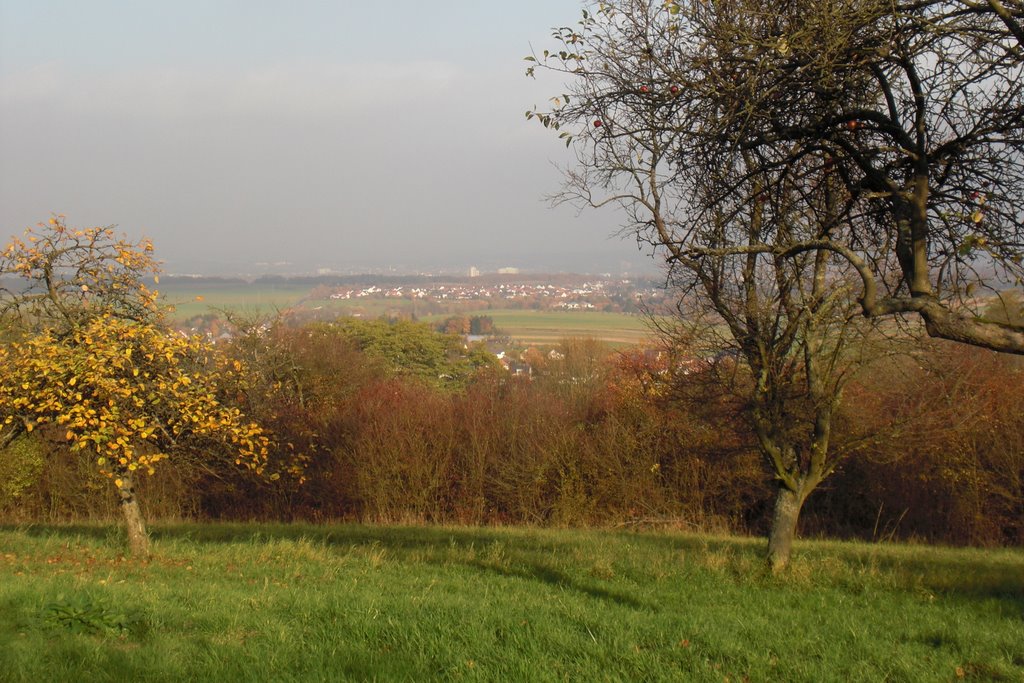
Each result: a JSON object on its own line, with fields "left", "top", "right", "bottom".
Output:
{"left": 684, "top": 0, "right": 1024, "bottom": 350}
{"left": 531, "top": 0, "right": 1024, "bottom": 353}
{"left": 528, "top": 1, "right": 904, "bottom": 568}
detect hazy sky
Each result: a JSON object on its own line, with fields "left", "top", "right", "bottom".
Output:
{"left": 0, "top": 1, "right": 651, "bottom": 275}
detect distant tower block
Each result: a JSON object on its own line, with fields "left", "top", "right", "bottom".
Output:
{"left": 468, "top": 266, "right": 480, "bottom": 277}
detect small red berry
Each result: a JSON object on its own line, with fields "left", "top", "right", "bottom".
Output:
{"left": 846, "top": 120, "right": 859, "bottom": 130}
{"left": 640, "top": 85, "right": 650, "bottom": 93}
{"left": 593, "top": 120, "right": 603, "bottom": 128}
{"left": 669, "top": 85, "right": 680, "bottom": 95}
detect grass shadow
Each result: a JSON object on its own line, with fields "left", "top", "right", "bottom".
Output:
{"left": 5, "top": 522, "right": 1021, "bottom": 610}
{"left": 460, "top": 557, "right": 652, "bottom": 611}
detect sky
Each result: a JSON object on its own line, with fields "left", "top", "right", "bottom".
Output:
{"left": 0, "top": 1, "right": 650, "bottom": 276}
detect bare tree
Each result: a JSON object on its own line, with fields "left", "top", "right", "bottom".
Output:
{"left": 528, "top": 1, "right": 892, "bottom": 568}
{"left": 531, "top": 0, "right": 1024, "bottom": 353}
{"left": 680, "top": 0, "right": 1024, "bottom": 351}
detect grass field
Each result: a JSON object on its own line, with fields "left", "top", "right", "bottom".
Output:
{"left": 1, "top": 524, "right": 1021, "bottom": 682}
{"left": 424, "top": 310, "right": 657, "bottom": 346}
{"left": 161, "top": 282, "right": 310, "bottom": 320}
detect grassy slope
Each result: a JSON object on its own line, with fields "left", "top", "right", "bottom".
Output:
{"left": 0, "top": 524, "right": 1021, "bottom": 682}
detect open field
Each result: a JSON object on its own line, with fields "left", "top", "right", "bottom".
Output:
{"left": 1, "top": 524, "right": 1021, "bottom": 682}
{"left": 159, "top": 280, "right": 657, "bottom": 346}
{"left": 424, "top": 310, "right": 657, "bottom": 346}
{"left": 162, "top": 282, "right": 426, "bottom": 322}
{"left": 161, "top": 281, "right": 310, "bottom": 320}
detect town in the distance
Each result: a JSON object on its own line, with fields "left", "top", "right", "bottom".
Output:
{"left": 166, "top": 268, "right": 674, "bottom": 374}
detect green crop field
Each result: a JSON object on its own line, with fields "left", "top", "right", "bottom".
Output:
{"left": 160, "top": 281, "right": 310, "bottom": 320}
{"left": 311, "top": 297, "right": 420, "bottom": 318}
{"left": 425, "top": 310, "right": 658, "bottom": 346}
{"left": 1, "top": 524, "right": 1021, "bottom": 682}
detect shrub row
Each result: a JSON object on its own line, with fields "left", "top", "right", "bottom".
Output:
{"left": 2, "top": 325, "right": 1020, "bottom": 546}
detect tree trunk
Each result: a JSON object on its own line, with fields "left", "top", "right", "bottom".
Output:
{"left": 767, "top": 485, "right": 805, "bottom": 572}
{"left": 117, "top": 473, "right": 150, "bottom": 558}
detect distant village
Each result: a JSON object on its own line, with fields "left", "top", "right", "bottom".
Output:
{"left": 319, "top": 277, "right": 665, "bottom": 312}
{"left": 172, "top": 274, "right": 673, "bottom": 379}
{"left": 317, "top": 269, "right": 672, "bottom": 314}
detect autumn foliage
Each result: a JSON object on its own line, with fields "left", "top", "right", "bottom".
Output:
{"left": 0, "top": 219, "right": 279, "bottom": 556}
{"left": 0, "top": 315, "right": 271, "bottom": 482}
{"left": 0, "top": 218, "right": 161, "bottom": 329}
{"left": 2, "top": 314, "right": 1022, "bottom": 546}
{"left": 0, "top": 219, "right": 1021, "bottom": 550}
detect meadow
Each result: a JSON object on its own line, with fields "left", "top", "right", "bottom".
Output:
{"left": 1, "top": 524, "right": 1021, "bottom": 682}
{"left": 162, "top": 281, "right": 439, "bottom": 325}
{"left": 423, "top": 309, "right": 656, "bottom": 346}
{"left": 161, "top": 281, "right": 311, "bottom": 320}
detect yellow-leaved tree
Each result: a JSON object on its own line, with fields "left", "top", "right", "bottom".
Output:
{"left": 0, "top": 217, "right": 275, "bottom": 556}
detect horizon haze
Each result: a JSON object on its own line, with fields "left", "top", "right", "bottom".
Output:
{"left": 0, "top": 1, "right": 653, "bottom": 276}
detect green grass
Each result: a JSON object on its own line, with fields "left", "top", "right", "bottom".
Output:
{"left": 424, "top": 310, "right": 657, "bottom": 346}
{"left": 1, "top": 524, "right": 1021, "bottom": 682}
{"left": 161, "top": 282, "right": 310, "bottom": 319}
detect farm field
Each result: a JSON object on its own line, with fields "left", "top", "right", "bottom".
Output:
{"left": 160, "top": 281, "right": 310, "bottom": 320}
{"left": 161, "top": 282, "right": 425, "bottom": 321}
{"left": 159, "top": 280, "right": 657, "bottom": 346}
{"left": 424, "top": 309, "right": 657, "bottom": 346}
{"left": 0, "top": 524, "right": 1021, "bottom": 682}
